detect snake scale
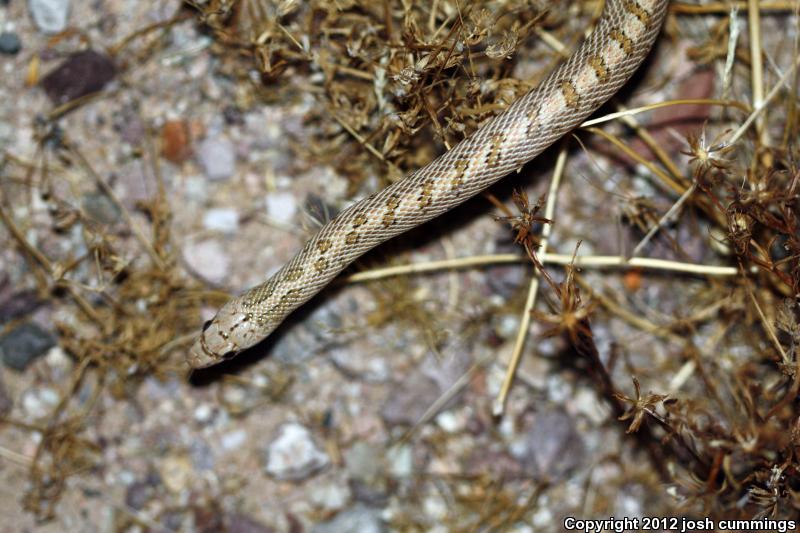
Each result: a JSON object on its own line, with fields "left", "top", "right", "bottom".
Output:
{"left": 188, "top": 0, "right": 669, "bottom": 368}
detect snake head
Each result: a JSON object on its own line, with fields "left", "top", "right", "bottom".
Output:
{"left": 187, "top": 304, "right": 263, "bottom": 368}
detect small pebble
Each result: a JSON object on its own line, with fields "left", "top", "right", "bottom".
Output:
{"left": 197, "top": 136, "right": 236, "bottom": 180}
{"left": 218, "top": 380, "right": 263, "bottom": 415}
{"left": 264, "top": 423, "right": 329, "bottom": 481}
{"left": 160, "top": 120, "right": 193, "bottom": 164}
{"left": 0, "top": 321, "right": 56, "bottom": 371}
{"left": 0, "top": 288, "right": 43, "bottom": 323}
{"left": 225, "top": 513, "right": 276, "bottom": 533}
{"left": 0, "top": 122, "right": 13, "bottom": 148}
{"left": 28, "top": 0, "right": 71, "bottom": 33}
{"left": 159, "top": 454, "right": 193, "bottom": 493}
{"left": 202, "top": 207, "right": 239, "bottom": 234}
{"left": 309, "top": 482, "right": 350, "bottom": 511}
{"left": 436, "top": 410, "right": 465, "bottom": 433}
{"left": 329, "top": 346, "right": 389, "bottom": 382}
{"left": 513, "top": 408, "right": 585, "bottom": 480}
{"left": 380, "top": 373, "right": 440, "bottom": 427}
{"left": 21, "top": 386, "right": 60, "bottom": 420}
{"left": 182, "top": 239, "right": 230, "bottom": 285}
{"left": 82, "top": 192, "right": 121, "bottom": 224}
{"left": 193, "top": 403, "right": 214, "bottom": 424}
{"left": 386, "top": 444, "right": 413, "bottom": 478}
{"left": 125, "top": 480, "right": 155, "bottom": 510}
{"left": 311, "top": 504, "right": 385, "bottom": 533}
{"left": 264, "top": 192, "right": 297, "bottom": 224}
{"left": 344, "top": 441, "right": 383, "bottom": 486}
{"left": 41, "top": 50, "right": 116, "bottom": 105}
{"left": 0, "top": 32, "right": 22, "bottom": 55}
{"left": 0, "top": 374, "right": 11, "bottom": 415}
{"left": 220, "top": 429, "right": 247, "bottom": 451}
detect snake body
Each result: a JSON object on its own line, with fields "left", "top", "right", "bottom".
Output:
{"left": 188, "top": 0, "right": 669, "bottom": 368}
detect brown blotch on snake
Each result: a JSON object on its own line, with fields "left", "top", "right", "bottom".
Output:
{"left": 451, "top": 159, "right": 469, "bottom": 191}
{"left": 417, "top": 179, "right": 435, "bottom": 209}
{"left": 610, "top": 28, "right": 634, "bottom": 55}
{"left": 314, "top": 257, "right": 329, "bottom": 273}
{"left": 187, "top": 0, "right": 669, "bottom": 369}
{"left": 285, "top": 267, "right": 304, "bottom": 282}
{"left": 622, "top": 0, "right": 652, "bottom": 27}
{"left": 588, "top": 55, "right": 610, "bottom": 83}
{"left": 317, "top": 239, "right": 332, "bottom": 253}
{"left": 486, "top": 134, "right": 505, "bottom": 167}
{"left": 559, "top": 80, "right": 582, "bottom": 110}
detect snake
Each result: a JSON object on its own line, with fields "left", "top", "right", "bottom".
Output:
{"left": 188, "top": 0, "right": 669, "bottom": 368}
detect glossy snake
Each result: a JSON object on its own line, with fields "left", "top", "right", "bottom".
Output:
{"left": 188, "top": 0, "right": 669, "bottom": 368}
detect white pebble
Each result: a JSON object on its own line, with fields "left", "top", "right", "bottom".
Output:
{"left": 182, "top": 239, "right": 230, "bottom": 284}
{"left": 193, "top": 403, "right": 214, "bottom": 423}
{"left": 198, "top": 136, "right": 236, "bottom": 181}
{"left": 21, "top": 387, "right": 60, "bottom": 420}
{"left": 220, "top": 429, "right": 247, "bottom": 451}
{"left": 264, "top": 423, "right": 329, "bottom": 480}
{"left": 28, "top": 0, "right": 70, "bottom": 33}
{"left": 264, "top": 192, "right": 297, "bottom": 224}
{"left": 202, "top": 208, "right": 239, "bottom": 233}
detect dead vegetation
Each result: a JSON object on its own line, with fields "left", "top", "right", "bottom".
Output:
{"left": 0, "top": 0, "right": 798, "bottom": 527}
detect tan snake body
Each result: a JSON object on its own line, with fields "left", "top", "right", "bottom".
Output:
{"left": 188, "top": 0, "right": 669, "bottom": 368}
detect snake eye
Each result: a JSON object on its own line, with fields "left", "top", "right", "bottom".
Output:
{"left": 202, "top": 320, "right": 213, "bottom": 332}
{"left": 222, "top": 351, "right": 236, "bottom": 360}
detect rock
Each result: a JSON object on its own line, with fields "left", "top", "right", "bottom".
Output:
{"left": 225, "top": 513, "right": 276, "bottom": 533}
{"left": 0, "top": 32, "right": 22, "bottom": 55}
{"left": 197, "top": 136, "right": 236, "bottom": 180}
{"left": 311, "top": 504, "right": 385, "bottom": 533}
{"left": 0, "top": 374, "right": 11, "bottom": 415}
{"left": 182, "top": 239, "right": 230, "bottom": 285}
{"left": 309, "top": 482, "right": 350, "bottom": 511}
{"left": 344, "top": 441, "right": 383, "bottom": 487}
{"left": 264, "top": 192, "right": 297, "bottom": 224}
{"left": 20, "top": 386, "right": 60, "bottom": 420}
{"left": 159, "top": 454, "right": 193, "bottom": 493}
{"left": 202, "top": 208, "right": 239, "bottom": 234}
{"left": 220, "top": 429, "right": 247, "bottom": 451}
{"left": 41, "top": 50, "right": 116, "bottom": 105}
{"left": 82, "top": 192, "right": 121, "bottom": 224}
{"left": 512, "top": 407, "right": 585, "bottom": 480}
{"left": 386, "top": 444, "right": 413, "bottom": 478}
{"left": 125, "top": 479, "right": 155, "bottom": 510}
{"left": 0, "top": 321, "right": 56, "bottom": 371}
{"left": 160, "top": 120, "right": 193, "bottom": 164}
{"left": 380, "top": 373, "right": 440, "bottom": 427}
{"left": 193, "top": 403, "right": 214, "bottom": 424}
{"left": 0, "top": 288, "right": 43, "bottom": 323}
{"left": 263, "top": 423, "right": 329, "bottom": 480}
{"left": 329, "top": 345, "right": 389, "bottom": 383}
{"left": 28, "top": 0, "right": 70, "bottom": 33}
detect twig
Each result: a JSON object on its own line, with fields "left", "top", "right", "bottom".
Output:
{"left": 493, "top": 146, "right": 568, "bottom": 416}
{"left": 580, "top": 99, "right": 750, "bottom": 128}
{"left": 345, "top": 252, "right": 739, "bottom": 284}
{"left": 747, "top": 0, "right": 766, "bottom": 144}
{"left": 671, "top": 1, "right": 797, "bottom": 14}
{"left": 0, "top": 201, "right": 104, "bottom": 326}
{"left": 742, "top": 268, "right": 789, "bottom": 365}
{"left": 719, "top": 52, "right": 800, "bottom": 148}
{"left": 585, "top": 127, "right": 686, "bottom": 196}
{"left": 631, "top": 183, "right": 697, "bottom": 257}
{"left": 68, "top": 143, "right": 166, "bottom": 271}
